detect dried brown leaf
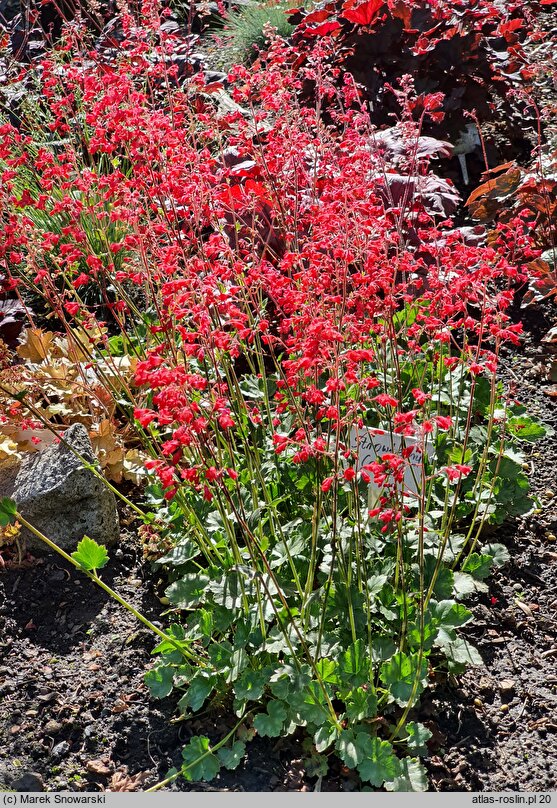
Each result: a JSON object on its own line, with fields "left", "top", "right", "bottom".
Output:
{"left": 108, "top": 771, "right": 150, "bottom": 792}
{"left": 0, "top": 435, "right": 21, "bottom": 466}
{"left": 16, "top": 329, "right": 55, "bottom": 362}
{"left": 86, "top": 759, "right": 112, "bottom": 777}
{"left": 465, "top": 168, "right": 522, "bottom": 207}
{"left": 122, "top": 449, "right": 148, "bottom": 486}
{"left": 515, "top": 601, "right": 533, "bottom": 618}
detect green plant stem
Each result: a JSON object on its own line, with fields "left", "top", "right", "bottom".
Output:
{"left": 16, "top": 513, "right": 202, "bottom": 664}
{"left": 145, "top": 712, "right": 250, "bottom": 792}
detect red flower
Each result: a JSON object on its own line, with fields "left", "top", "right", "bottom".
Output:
{"left": 134, "top": 408, "right": 157, "bottom": 428}
{"left": 65, "top": 302, "right": 80, "bottom": 316}
{"left": 73, "top": 273, "right": 90, "bottom": 288}
{"left": 374, "top": 394, "right": 398, "bottom": 408}
{"left": 443, "top": 464, "right": 472, "bottom": 481}
{"left": 218, "top": 413, "right": 235, "bottom": 429}
{"left": 412, "top": 388, "right": 431, "bottom": 405}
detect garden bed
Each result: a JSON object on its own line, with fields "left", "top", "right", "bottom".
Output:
{"left": 1, "top": 0, "right": 557, "bottom": 793}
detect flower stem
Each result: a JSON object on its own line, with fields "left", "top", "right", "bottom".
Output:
{"left": 16, "top": 514, "right": 202, "bottom": 664}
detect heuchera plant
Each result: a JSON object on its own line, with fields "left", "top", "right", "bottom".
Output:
{"left": 0, "top": 4, "right": 547, "bottom": 790}
{"left": 290, "top": 0, "right": 557, "bottom": 141}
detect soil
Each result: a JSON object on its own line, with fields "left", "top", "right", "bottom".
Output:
{"left": 422, "top": 306, "right": 557, "bottom": 792}
{"left": 1, "top": 303, "right": 556, "bottom": 793}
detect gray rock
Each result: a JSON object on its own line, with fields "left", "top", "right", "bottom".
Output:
{"left": 0, "top": 423, "right": 119, "bottom": 554}
{"left": 51, "top": 741, "right": 70, "bottom": 760}
{"left": 12, "top": 771, "right": 45, "bottom": 792}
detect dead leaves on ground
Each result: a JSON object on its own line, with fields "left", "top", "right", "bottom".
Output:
{"left": 0, "top": 328, "right": 148, "bottom": 484}
{"left": 86, "top": 760, "right": 151, "bottom": 790}
{"left": 108, "top": 770, "right": 150, "bottom": 791}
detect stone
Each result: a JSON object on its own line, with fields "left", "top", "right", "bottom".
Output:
{"left": 477, "top": 676, "right": 495, "bottom": 698}
{"left": 499, "top": 679, "right": 516, "bottom": 695}
{"left": 43, "top": 719, "right": 63, "bottom": 735}
{"left": 11, "top": 771, "right": 45, "bottom": 792}
{"left": 51, "top": 741, "right": 70, "bottom": 760}
{"left": 0, "top": 423, "right": 119, "bottom": 554}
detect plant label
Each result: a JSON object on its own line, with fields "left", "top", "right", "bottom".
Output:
{"left": 350, "top": 426, "right": 434, "bottom": 500}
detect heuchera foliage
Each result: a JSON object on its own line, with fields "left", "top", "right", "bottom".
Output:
{"left": 290, "top": 0, "right": 557, "bottom": 157}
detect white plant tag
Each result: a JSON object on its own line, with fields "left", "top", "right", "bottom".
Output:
{"left": 349, "top": 426, "right": 434, "bottom": 502}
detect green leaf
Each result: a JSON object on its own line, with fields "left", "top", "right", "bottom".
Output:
{"left": 315, "top": 658, "right": 340, "bottom": 685}
{"left": 290, "top": 681, "right": 330, "bottom": 725}
{"left": 430, "top": 600, "right": 473, "bottom": 646}
{"left": 371, "top": 636, "right": 397, "bottom": 663}
{"left": 233, "top": 616, "right": 257, "bottom": 649}
{"left": 453, "top": 572, "right": 488, "bottom": 598}
{"left": 151, "top": 624, "right": 189, "bottom": 663}
{"left": 431, "top": 600, "right": 473, "bottom": 628}
{"left": 442, "top": 637, "right": 483, "bottom": 666}
{"left": 404, "top": 722, "right": 432, "bottom": 756}
{"left": 356, "top": 736, "right": 397, "bottom": 786}
{"left": 380, "top": 652, "right": 428, "bottom": 707}
{"left": 239, "top": 375, "right": 263, "bottom": 400}
{"left": 217, "top": 741, "right": 246, "bottom": 771}
{"left": 336, "top": 729, "right": 363, "bottom": 768}
{"left": 407, "top": 613, "right": 438, "bottom": 651}
{"left": 144, "top": 664, "right": 174, "bottom": 698}
{"left": 156, "top": 539, "right": 199, "bottom": 568}
{"left": 448, "top": 445, "right": 472, "bottom": 465}
{"left": 423, "top": 554, "right": 454, "bottom": 598}
{"left": 166, "top": 574, "right": 210, "bottom": 608}
{"left": 253, "top": 700, "right": 287, "bottom": 737}
{"left": 506, "top": 416, "right": 546, "bottom": 443}
{"left": 185, "top": 608, "right": 214, "bottom": 642}
{"left": 269, "top": 665, "right": 311, "bottom": 700}
{"left": 178, "top": 673, "right": 216, "bottom": 713}
{"left": 344, "top": 687, "right": 377, "bottom": 722}
{"left": 462, "top": 553, "right": 493, "bottom": 580}
{"left": 225, "top": 649, "right": 248, "bottom": 684}
{"left": 181, "top": 736, "right": 220, "bottom": 782}
{"left": 494, "top": 455, "right": 522, "bottom": 479}
{"left": 210, "top": 570, "right": 251, "bottom": 610}
{"left": 304, "top": 751, "right": 329, "bottom": 778}
{"left": 71, "top": 536, "right": 109, "bottom": 572}
{"left": 314, "top": 722, "right": 339, "bottom": 753}
{"left": 386, "top": 757, "right": 428, "bottom": 792}
{"left": 442, "top": 533, "right": 467, "bottom": 563}
{"left": 234, "top": 668, "right": 270, "bottom": 702}
{"left": 0, "top": 497, "right": 17, "bottom": 526}
{"left": 339, "top": 639, "right": 367, "bottom": 686}
{"left": 207, "top": 637, "right": 234, "bottom": 665}
{"left": 366, "top": 574, "right": 389, "bottom": 597}
{"left": 482, "top": 543, "right": 510, "bottom": 567}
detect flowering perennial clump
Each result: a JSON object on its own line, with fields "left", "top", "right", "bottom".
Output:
{"left": 0, "top": 7, "right": 547, "bottom": 789}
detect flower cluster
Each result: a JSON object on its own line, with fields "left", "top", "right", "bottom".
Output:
{"left": 0, "top": 14, "right": 529, "bottom": 523}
